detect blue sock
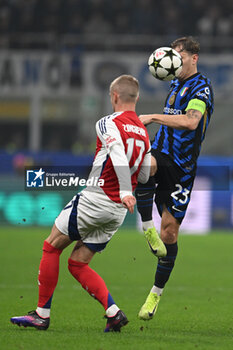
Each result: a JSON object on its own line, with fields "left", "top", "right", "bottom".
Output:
{"left": 135, "top": 176, "right": 155, "bottom": 222}
{"left": 154, "top": 242, "right": 178, "bottom": 288}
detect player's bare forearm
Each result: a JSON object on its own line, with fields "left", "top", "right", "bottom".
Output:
{"left": 139, "top": 109, "right": 202, "bottom": 131}
{"left": 186, "top": 109, "right": 202, "bottom": 126}
{"left": 122, "top": 195, "right": 136, "bottom": 214}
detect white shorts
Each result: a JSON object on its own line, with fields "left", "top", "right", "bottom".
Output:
{"left": 55, "top": 192, "right": 127, "bottom": 252}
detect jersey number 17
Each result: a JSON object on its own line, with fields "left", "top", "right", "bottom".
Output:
{"left": 126, "top": 138, "right": 145, "bottom": 175}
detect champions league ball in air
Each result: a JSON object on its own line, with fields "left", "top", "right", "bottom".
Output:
{"left": 148, "top": 47, "right": 183, "bottom": 81}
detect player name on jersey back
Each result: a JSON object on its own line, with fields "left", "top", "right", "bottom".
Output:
{"left": 122, "top": 124, "right": 146, "bottom": 137}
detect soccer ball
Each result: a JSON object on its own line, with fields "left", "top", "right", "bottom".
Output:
{"left": 148, "top": 47, "right": 182, "bottom": 81}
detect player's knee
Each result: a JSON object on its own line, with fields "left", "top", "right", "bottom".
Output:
{"left": 161, "top": 210, "right": 179, "bottom": 243}
{"left": 161, "top": 224, "right": 178, "bottom": 244}
{"left": 46, "top": 224, "right": 71, "bottom": 250}
{"left": 68, "top": 258, "right": 87, "bottom": 276}
{"left": 162, "top": 231, "right": 177, "bottom": 244}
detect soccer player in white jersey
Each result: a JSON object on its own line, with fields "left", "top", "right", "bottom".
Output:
{"left": 10, "top": 75, "right": 164, "bottom": 332}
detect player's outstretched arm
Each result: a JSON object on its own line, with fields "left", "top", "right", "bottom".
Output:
{"left": 139, "top": 114, "right": 154, "bottom": 125}
{"left": 139, "top": 99, "right": 206, "bottom": 130}
{"left": 139, "top": 109, "right": 202, "bottom": 130}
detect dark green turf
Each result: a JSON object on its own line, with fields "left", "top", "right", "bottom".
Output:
{"left": 0, "top": 227, "right": 232, "bottom": 350}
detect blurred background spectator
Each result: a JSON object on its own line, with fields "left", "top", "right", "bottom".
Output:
{"left": 0, "top": 0, "right": 231, "bottom": 48}
{"left": 0, "top": 0, "right": 232, "bottom": 155}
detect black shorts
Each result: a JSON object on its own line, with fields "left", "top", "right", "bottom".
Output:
{"left": 151, "top": 149, "right": 196, "bottom": 224}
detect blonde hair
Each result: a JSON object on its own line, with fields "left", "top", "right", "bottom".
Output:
{"left": 110, "top": 75, "right": 139, "bottom": 103}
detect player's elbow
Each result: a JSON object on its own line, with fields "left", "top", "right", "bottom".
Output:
{"left": 185, "top": 119, "right": 199, "bottom": 131}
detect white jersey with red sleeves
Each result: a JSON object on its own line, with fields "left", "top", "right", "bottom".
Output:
{"left": 83, "top": 111, "right": 151, "bottom": 204}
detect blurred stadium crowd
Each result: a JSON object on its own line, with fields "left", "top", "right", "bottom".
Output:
{"left": 0, "top": 0, "right": 232, "bottom": 49}
{"left": 0, "top": 0, "right": 233, "bottom": 155}
{"left": 0, "top": 1, "right": 232, "bottom": 230}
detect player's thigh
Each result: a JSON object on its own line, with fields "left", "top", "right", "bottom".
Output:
{"left": 153, "top": 150, "right": 194, "bottom": 225}
{"left": 79, "top": 204, "right": 126, "bottom": 252}
{"left": 55, "top": 192, "right": 126, "bottom": 252}
{"left": 55, "top": 194, "right": 81, "bottom": 241}
{"left": 76, "top": 194, "right": 126, "bottom": 252}
{"left": 160, "top": 206, "right": 180, "bottom": 244}
{"left": 46, "top": 224, "right": 73, "bottom": 250}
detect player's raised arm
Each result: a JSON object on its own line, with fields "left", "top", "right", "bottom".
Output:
{"left": 139, "top": 95, "right": 207, "bottom": 131}
{"left": 139, "top": 104, "right": 204, "bottom": 131}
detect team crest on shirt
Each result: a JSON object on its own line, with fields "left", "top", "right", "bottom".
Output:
{"left": 169, "top": 94, "right": 176, "bottom": 105}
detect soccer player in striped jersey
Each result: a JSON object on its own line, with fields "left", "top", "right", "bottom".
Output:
{"left": 136, "top": 37, "right": 214, "bottom": 320}
{"left": 11, "top": 75, "right": 159, "bottom": 332}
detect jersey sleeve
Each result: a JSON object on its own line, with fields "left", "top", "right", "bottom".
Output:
{"left": 109, "top": 143, "right": 132, "bottom": 200}
{"left": 137, "top": 151, "right": 151, "bottom": 184}
{"left": 188, "top": 81, "right": 213, "bottom": 112}
{"left": 96, "top": 117, "right": 132, "bottom": 200}
{"left": 185, "top": 98, "right": 206, "bottom": 115}
{"left": 96, "top": 117, "right": 123, "bottom": 155}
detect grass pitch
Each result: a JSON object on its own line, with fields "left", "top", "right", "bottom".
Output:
{"left": 0, "top": 226, "right": 232, "bottom": 350}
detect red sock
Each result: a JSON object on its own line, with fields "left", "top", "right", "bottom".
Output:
{"left": 37, "top": 240, "right": 62, "bottom": 308}
{"left": 68, "top": 258, "right": 115, "bottom": 310}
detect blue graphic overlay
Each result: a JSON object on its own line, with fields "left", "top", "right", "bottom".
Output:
{"left": 26, "top": 168, "right": 45, "bottom": 188}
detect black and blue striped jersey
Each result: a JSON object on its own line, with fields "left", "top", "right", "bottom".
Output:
{"left": 152, "top": 72, "right": 214, "bottom": 173}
